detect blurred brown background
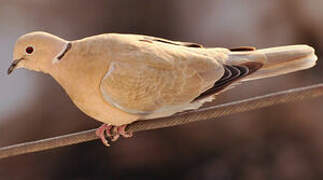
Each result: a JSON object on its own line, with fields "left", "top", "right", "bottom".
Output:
{"left": 0, "top": 0, "right": 322, "bottom": 179}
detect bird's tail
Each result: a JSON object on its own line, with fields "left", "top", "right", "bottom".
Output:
{"left": 225, "top": 45, "right": 318, "bottom": 81}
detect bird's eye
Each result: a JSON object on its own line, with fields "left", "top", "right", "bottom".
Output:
{"left": 25, "top": 46, "right": 34, "bottom": 54}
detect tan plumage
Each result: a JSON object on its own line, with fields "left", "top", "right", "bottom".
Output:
{"left": 8, "top": 32, "right": 318, "bottom": 145}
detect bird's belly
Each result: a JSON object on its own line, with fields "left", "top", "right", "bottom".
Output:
{"left": 68, "top": 89, "right": 140, "bottom": 126}
{"left": 141, "top": 96, "right": 214, "bottom": 120}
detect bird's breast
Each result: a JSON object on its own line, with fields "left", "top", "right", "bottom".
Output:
{"left": 50, "top": 54, "right": 141, "bottom": 126}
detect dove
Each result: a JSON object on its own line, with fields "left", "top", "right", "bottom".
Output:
{"left": 8, "top": 31, "right": 318, "bottom": 146}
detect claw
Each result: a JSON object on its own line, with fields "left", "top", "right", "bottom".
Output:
{"left": 96, "top": 124, "right": 112, "bottom": 147}
{"left": 110, "top": 127, "right": 120, "bottom": 142}
{"left": 117, "top": 125, "right": 133, "bottom": 138}
{"left": 96, "top": 124, "right": 133, "bottom": 147}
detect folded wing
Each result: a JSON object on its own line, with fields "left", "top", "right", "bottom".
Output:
{"left": 99, "top": 34, "right": 225, "bottom": 114}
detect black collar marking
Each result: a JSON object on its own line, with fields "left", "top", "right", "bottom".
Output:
{"left": 57, "top": 42, "right": 72, "bottom": 60}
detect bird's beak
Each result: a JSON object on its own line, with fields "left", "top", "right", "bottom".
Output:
{"left": 7, "top": 58, "right": 23, "bottom": 75}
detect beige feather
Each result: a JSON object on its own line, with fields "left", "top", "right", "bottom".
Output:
{"left": 9, "top": 32, "right": 318, "bottom": 125}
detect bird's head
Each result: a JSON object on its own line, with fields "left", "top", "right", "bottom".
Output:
{"left": 8, "top": 31, "right": 69, "bottom": 75}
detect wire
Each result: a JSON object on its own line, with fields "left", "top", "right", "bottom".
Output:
{"left": 0, "top": 83, "right": 322, "bottom": 160}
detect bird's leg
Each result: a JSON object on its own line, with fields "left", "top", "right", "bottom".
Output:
{"left": 96, "top": 124, "right": 133, "bottom": 147}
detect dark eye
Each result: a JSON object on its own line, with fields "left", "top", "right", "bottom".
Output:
{"left": 25, "top": 46, "right": 34, "bottom": 54}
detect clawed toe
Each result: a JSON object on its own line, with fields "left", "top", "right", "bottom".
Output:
{"left": 96, "top": 124, "right": 113, "bottom": 147}
{"left": 117, "top": 125, "right": 133, "bottom": 138}
{"left": 96, "top": 124, "right": 133, "bottom": 146}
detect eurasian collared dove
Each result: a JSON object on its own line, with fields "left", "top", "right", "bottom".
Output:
{"left": 8, "top": 32, "right": 318, "bottom": 146}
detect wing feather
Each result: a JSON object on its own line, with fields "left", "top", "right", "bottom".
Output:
{"left": 99, "top": 34, "right": 225, "bottom": 114}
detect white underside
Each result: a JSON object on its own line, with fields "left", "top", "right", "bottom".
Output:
{"left": 141, "top": 96, "right": 215, "bottom": 120}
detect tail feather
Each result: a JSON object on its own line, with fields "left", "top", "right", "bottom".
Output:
{"left": 225, "top": 45, "right": 318, "bottom": 81}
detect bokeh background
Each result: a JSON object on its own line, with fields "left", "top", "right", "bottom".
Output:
{"left": 0, "top": 0, "right": 322, "bottom": 179}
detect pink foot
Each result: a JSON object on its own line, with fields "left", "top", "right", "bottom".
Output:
{"left": 96, "top": 124, "right": 113, "bottom": 147}
{"left": 116, "top": 125, "right": 133, "bottom": 138}
{"left": 96, "top": 124, "right": 133, "bottom": 147}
